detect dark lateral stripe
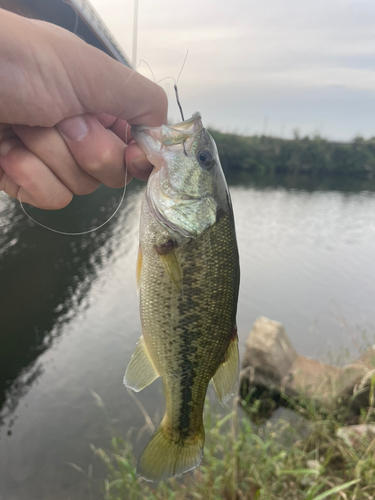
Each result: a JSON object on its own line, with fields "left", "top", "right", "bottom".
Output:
{"left": 177, "top": 304, "right": 200, "bottom": 439}
{"left": 178, "top": 344, "right": 197, "bottom": 439}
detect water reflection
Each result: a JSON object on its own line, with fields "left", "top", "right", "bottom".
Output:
{"left": 3, "top": 172, "right": 373, "bottom": 426}
{"left": 225, "top": 171, "right": 375, "bottom": 193}
{"left": 0, "top": 183, "right": 141, "bottom": 430}
{"left": 1, "top": 172, "right": 375, "bottom": 499}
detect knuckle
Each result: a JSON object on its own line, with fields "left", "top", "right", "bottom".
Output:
{"left": 85, "top": 146, "right": 114, "bottom": 175}
{"left": 83, "top": 145, "right": 121, "bottom": 179}
{"left": 7, "top": 159, "right": 29, "bottom": 185}
{"left": 44, "top": 190, "right": 73, "bottom": 210}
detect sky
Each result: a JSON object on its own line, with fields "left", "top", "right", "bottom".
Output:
{"left": 89, "top": 0, "right": 375, "bottom": 140}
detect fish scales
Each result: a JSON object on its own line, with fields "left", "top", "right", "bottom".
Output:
{"left": 140, "top": 202, "right": 238, "bottom": 438}
{"left": 124, "top": 112, "right": 240, "bottom": 482}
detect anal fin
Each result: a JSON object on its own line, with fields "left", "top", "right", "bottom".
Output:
{"left": 212, "top": 330, "right": 239, "bottom": 405}
{"left": 124, "top": 336, "right": 159, "bottom": 392}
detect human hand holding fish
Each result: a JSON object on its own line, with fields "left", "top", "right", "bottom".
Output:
{"left": 0, "top": 8, "right": 167, "bottom": 209}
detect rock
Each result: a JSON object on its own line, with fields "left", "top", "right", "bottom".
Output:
{"left": 242, "top": 317, "right": 298, "bottom": 386}
{"left": 336, "top": 424, "right": 375, "bottom": 449}
{"left": 281, "top": 355, "right": 342, "bottom": 403}
{"left": 240, "top": 317, "right": 375, "bottom": 423}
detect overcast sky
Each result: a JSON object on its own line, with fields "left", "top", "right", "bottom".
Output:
{"left": 90, "top": 0, "right": 375, "bottom": 140}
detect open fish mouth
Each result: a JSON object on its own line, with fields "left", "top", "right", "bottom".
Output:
{"left": 131, "top": 112, "right": 203, "bottom": 148}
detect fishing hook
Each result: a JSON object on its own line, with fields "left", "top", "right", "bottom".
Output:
{"left": 174, "top": 84, "right": 185, "bottom": 122}
{"left": 174, "top": 84, "right": 188, "bottom": 156}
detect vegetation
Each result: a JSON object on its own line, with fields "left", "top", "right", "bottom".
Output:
{"left": 210, "top": 130, "right": 375, "bottom": 179}
{"left": 88, "top": 388, "right": 375, "bottom": 500}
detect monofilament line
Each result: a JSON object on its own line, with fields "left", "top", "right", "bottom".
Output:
{"left": 18, "top": 166, "right": 127, "bottom": 236}
{"left": 157, "top": 49, "right": 189, "bottom": 122}
{"left": 176, "top": 50, "right": 189, "bottom": 86}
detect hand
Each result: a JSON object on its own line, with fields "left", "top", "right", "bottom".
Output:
{"left": 0, "top": 8, "right": 168, "bottom": 209}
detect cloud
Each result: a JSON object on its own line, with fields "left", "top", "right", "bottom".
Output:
{"left": 90, "top": 0, "right": 375, "bottom": 139}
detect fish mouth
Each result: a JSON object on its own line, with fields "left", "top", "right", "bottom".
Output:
{"left": 131, "top": 112, "right": 203, "bottom": 146}
{"left": 165, "top": 112, "right": 202, "bottom": 132}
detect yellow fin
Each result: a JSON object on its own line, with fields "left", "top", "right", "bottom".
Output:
{"left": 136, "top": 245, "right": 142, "bottom": 290}
{"left": 158, "top": 250, "right": 183, "bottom": 295}
{"left": 137, "top": 419, "right": 204, "bottom": 482}
{"left": 212, "top": 334, "right": 239, "bottom": 405}
{"left": 124, "top": 336, "right": 159, "bottom": 392}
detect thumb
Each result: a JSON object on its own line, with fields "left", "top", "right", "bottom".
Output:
{"left": 57, "top": 32, "right": 168, "bottom": 127}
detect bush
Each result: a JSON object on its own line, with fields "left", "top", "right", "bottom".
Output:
{"left": 210, "top": 130, "right": 375, "bottom": 179}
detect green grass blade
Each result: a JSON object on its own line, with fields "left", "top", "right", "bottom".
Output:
{"left": 311, "top": 479, "right": 360, "bottom": 500}
{"left": 278, "top": 469, "right": 319, "bottom": 475}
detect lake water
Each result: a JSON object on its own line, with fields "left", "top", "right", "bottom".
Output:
{"left": 1, "top": 173, "right": 375, "bottom": 499}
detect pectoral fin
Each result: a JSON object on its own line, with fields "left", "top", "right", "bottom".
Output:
{"left": 158, "top": 250, "right": 183, "bottom": 296}
{"left": 212, "top": 332, "right": 239, "bottom": 405}
{"left": 124, "top": 336, "right": 159, "bottom": 392}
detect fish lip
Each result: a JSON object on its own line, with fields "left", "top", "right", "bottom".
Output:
{"left": 167, "top": 111, "right": 201, "bottom": 130}
{"left": 131, "top": 112, "right": 202, "bottom": 138}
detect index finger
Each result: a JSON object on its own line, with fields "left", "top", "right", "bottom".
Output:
{"left": 59, "top": 37, "right": 168, "bottom": 126}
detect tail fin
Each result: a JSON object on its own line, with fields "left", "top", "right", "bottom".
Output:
{"left": 137, "top": 420, "right": 205, "bottom": 482}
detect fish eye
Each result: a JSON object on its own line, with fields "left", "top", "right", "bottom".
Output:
{"left": 197, "top": 148, "right": 216, "bottom": 170}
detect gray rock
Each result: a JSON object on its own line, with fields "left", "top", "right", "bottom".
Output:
{"left": 240, "top": 317, "right": 375, "bottom": 423}
{"left": 336, "top": 424, "right": 375, "bottom": 448}
{"left": 242, "top": 316, "right": 298, "bottom": 386}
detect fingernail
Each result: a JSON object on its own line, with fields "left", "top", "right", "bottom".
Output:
{"left": 58, "top": 116, "right": 89, "bottom": 141}
{"left": 0, "top": 139, "right": 16, "bottom": 157}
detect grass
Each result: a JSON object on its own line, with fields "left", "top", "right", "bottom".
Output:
{"left": 89, "top": 388, "right": 375, "bottom": 500}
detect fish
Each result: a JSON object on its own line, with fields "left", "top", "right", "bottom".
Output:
{"left": 124, "top": 112, "right": 240, "bottom": 482}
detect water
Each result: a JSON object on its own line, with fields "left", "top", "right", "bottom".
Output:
{"left": 1, "top": 173, "right": 375, "bottom": 499}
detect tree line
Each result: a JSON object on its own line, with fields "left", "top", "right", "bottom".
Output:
{"left": 210, "top": 130, "right": 375, "bottom": 178}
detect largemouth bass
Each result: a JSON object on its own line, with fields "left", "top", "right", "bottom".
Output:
{"left": 124, "top": 112, "right": 240, "bottom": 482}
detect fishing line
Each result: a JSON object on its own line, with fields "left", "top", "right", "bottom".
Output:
{"left": 157, "top": 50, "right": 189, "bottom": 123}
{"left": 176, "top": 49, "right": 189, "bottom": 86}
{"left": 137, "top": 59, "right": 156, "bottom": 83}
{"left": 156, "top": 50, "right": 189, "bottom": 86}
{"left": 18, "top": 167, "right": 128, "bottom": 236}
{"left": 18, "top": 123, "right": 130, "bottom": 236}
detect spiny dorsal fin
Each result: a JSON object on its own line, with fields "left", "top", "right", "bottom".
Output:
{"left": 124, "top": 335, "right": 159, "bottom": 392}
